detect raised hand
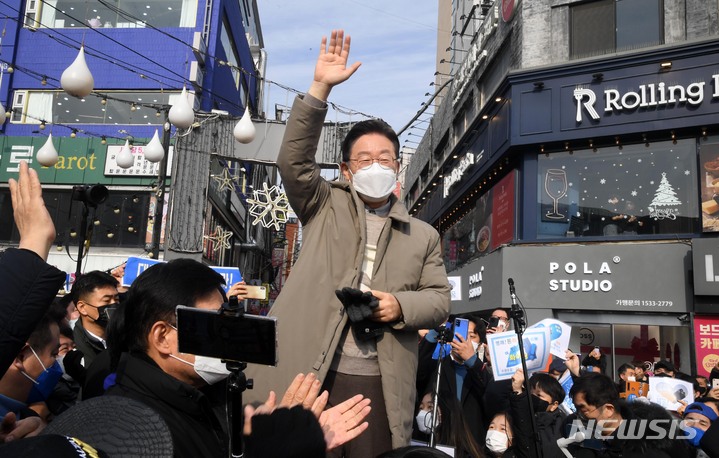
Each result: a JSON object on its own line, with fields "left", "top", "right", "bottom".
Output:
{"left": 9, "top": 161, "right": 56, "bottom": 260}
{"left": 309, "top": 29, "right": 362, "bottom": 101}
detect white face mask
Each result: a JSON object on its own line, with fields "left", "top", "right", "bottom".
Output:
{"left": 169, "top": 353, "right": 230, "bottom": 386}
{"left": 349, "top": 162, "right": 397, "bottom": 203}
{"left": 472, "top": 341, "right": 480, "bottom": 352}
{"left": 68, "top": 318, "right": 78, "bottom": 329}
{"left": 486, "top": 429, "right": 509, "bottom": 454}
{"left": 415, "top": 409, "right": 438, "bottom": 434}
{"left": 193, "top": 356, "right": 231, "bottom": 385}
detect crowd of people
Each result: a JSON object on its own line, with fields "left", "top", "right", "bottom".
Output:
{"left": 410, "top": 309, "right": 719, "bottom": 458}
{"left": 3, "top": 28, "right": 719, "bottom": 458}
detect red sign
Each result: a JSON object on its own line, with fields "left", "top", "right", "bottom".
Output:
{"left": 694, "top": 315, "right": 719, "bottom": 377}
{"left": 502, "top": 0, "right": 516, "bottom": 22}
{"left": 490, "top": 172, "right": 516, "bottom": 250}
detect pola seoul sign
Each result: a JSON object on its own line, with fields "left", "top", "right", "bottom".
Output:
{"left": 573, "top": 74, "right": 719, "bottom": 123}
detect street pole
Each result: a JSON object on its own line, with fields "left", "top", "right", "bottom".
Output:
{"left": 151, "top": 110, "right": 171, "bottom": 259}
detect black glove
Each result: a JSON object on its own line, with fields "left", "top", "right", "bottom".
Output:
{"left": 335, "top": 287, "right": 379, "bottom": 323}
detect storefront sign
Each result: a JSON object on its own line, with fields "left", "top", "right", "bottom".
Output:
{"left": 490, "top": 172, "right": 515, "bottom": 250}
{"left": 692, "top": 238, "right": 719, "bottom": 295}
{"left": 0, "top": 136, "right": 166, "bottom": 185}
{"left": 104, "top": 144, "right": 174, "bottom": 177}
{"left": 694, "top": 315, "right": 719, "bottom": 377}
{"left": 501, "top": 0, "right": 516, "bottom": 22}
{"left": 449, "top": 242, "right": 691, "bottom": 313}
{"left": 443, "top": 151, "right": 478, "bottom": 197}
{"left": 574, "top": 74, "right": 719, "bottom": 124}
{"left": 452, "top": 5, "right": 498, "bottom": 107}
{"left": 468, "top": 267, "right": 484, "bottom": 299}
{"left": 507, "top": 243, "right": 691, "bottom": 311}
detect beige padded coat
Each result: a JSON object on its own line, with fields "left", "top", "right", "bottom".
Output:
{"left": 244, "top": 95, "right": 450, "bottom": 448}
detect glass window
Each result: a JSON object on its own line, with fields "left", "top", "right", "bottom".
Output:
{"left": 220, "top": 16, "right": 241, "bottom": 90}
{"left": 34, "top": 0, "right": 197, "bottom": 29}
{"left": 570, "top": 0, "right": 663, "bottom": 59}
{"left": 441, "top": 171, "right": 516, "bottom": 271}
{"left": 0, "top": 189, "right": 150, "bottom": 248}
{"left": 616, "top": 0, "right": 663, "bottom": 51}
{"left": 537, "top": 139, "right": 699, "bottom": 239}
{"left": 11, "top": 91, "right": 180, "bottom": 126}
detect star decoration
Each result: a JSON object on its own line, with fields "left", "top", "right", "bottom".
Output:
{"left": 203, "top": 225, "right": 233, "bottom": 252}
{"left": 246, "top": 182, "right": 290, "bottom": 231}
{"left": 600, "top": 178, "right": 606, "bottom": 184}
{"left": 212, "top": 167, "right": 239, "bottom": 192}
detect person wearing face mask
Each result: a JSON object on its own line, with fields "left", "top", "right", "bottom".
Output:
{"left": 485, "top": 412, "right": 517, "bottom": 457}
{"left": 0, "top": 311, "right": 62, "bottom": 433}
{"left": 244, "top": 29, "right": 450, "bottom": 457}
{"left": 65, "top": 271, "right": 120, "bottom": 386}
{"left": 416, "top": 316, "right": 490, "bottom": 450}
{"left": 562, "top": 373, "right": 694, "bottom": 458}
{"left": 412, "top": 390, "right": 482, "bottom": 457}
{"left": 99, "top": 259, "right": 233, "bottom": 458}
{"left": 509, "top": 370, "right": 566, "bottom": 458}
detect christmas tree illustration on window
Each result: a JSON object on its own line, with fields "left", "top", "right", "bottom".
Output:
{"left": 648, "top": 172, "right": 682, "bottom": 221}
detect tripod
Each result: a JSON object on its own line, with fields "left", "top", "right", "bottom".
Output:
{"left": 429, "top": 324, "right": 454, "bottom": 448}
{"left": 508, "top": 279, "right": 543, "bottom": 458}
{"left": 223, "top": 297, "right": 253, "bottom": 458}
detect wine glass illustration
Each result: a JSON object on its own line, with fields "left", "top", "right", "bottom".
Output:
{"left": 544, "top": 169, "right": 568, "bottom": 219}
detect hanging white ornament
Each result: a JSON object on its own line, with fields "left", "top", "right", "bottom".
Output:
{"left": 233, "top": 106, "right": 256, "bottom": 143}
{"left": 60, "top": 46, "right": 94, "bottom": 97}
{"left": 36, "top": 134, "right": 59, "bottom": 167}
{"left": 168, "top": 87, "right": 194, "bottom": 129}
{"left": 143, "top": 129, "right": 164, "bottom": 163}
{"left": 116, "top": 139, "right": 135, "bottom": 169}
{"left": 0, "top": 105, "right": 6, "bottom": 124}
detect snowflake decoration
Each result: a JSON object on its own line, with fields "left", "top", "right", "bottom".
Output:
{"left": 246, "top": 182, "right": 289, "bottom": 231}
{"left": 212, "top": 168, "right": 239, "bottom": 192}
{"left": 631, "top": 190, "right": 638, "bottom": 197}
{"left": 600, "top": 178, "right": 606, "bottom": 184}
{"left": 685, "top": 170, "right": 690, "bottom": 175}
{"left": 204, "top": 225, "right": 233, "bottom": 252}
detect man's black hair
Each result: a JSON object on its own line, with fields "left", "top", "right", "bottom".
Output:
{"left": 116, "top": 259, "right": 226, "bottom": 355}
{"left": 28, "top": 309, "right": 62, "bottom": 352}
{"left": 654, "top": 360, "right": 676, "bottom": 374}
{"left": 466, "top": 314, "right": 487, "bottom": 345}
{"left": 529, "top": 372, "right": 565, "bottom": 405}
{"left": 341, "top": 119, "right": 400, "bottom": 163}
{"left": 617, "top": 363, "right": 634, "bottom": 378}
{"left": 569, "top": 373, "right": 619, "bottom": 409}
{"left": 71, "top": 270, "right": 118, "bottom": 303}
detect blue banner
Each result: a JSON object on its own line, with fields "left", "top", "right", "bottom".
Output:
{"left": 210, "top": 266, "right": 243, "bottom": 293}
{"left": 122, "top": 256, "right": 164, "bottom": 286}
{"left": 122, "top": 257, "right": 242, "bottom": 293}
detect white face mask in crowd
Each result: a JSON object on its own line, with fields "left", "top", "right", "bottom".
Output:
{"left": 415, "top": 409, "right": 438, "bottom": 434}
{"left": 472, "top": 341, "right": 480, "bottom": 352}
{"left": 170, "top": 353, "right": 231, "bottom": 385}
{"left": 349, "top": 162, "right": 397, "bottom": 202}
{"left": 485, "top": 429, "right": 509, "bottom": 454}
{"left": 68, "top": 318, "right": 78, "bottom": 329}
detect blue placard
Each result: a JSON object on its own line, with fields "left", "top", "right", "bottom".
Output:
{"left": 121, "top": 257, "right": 242, "bottom": 293}
{"left": 210, "top": 266, "right": 243, "bottom": 293}
{"left": 122, "top": 256, "right": 164, "bottom": 286}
